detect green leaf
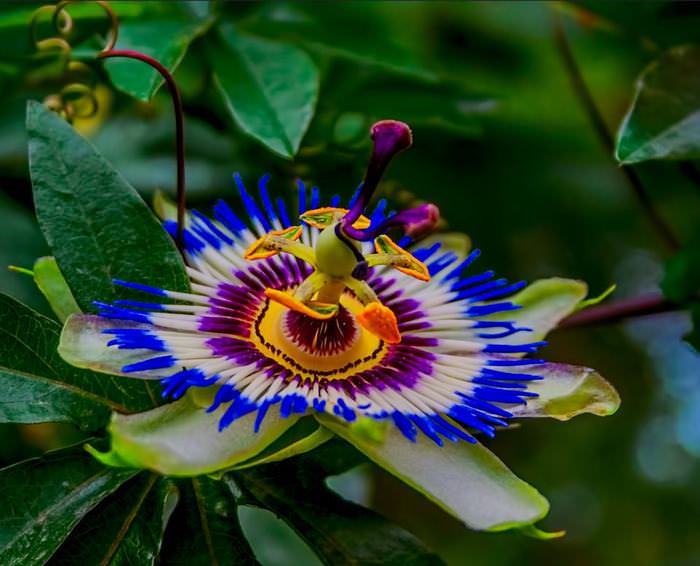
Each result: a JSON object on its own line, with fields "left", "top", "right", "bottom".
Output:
{"left": 232, "top": 449, "right": 444, "bottom": 565}
{"left": 33, "top": 256, "right": 80, "bottom": 322}
{"left": 238, "top": 506, "right": 319, "bottom": 566}
{"left": 0, "top": 367, "right": 110, "bottom": 430}
{"left": 50, "top": 474, "right": 178, "bottom": 566}
{"left": 510, "top": 363, "right": 620, "bottom": 421}
{"left": 334, "top": 78, "right": 493, "bottom": 138}
{"left": 211, "top": 24, "right": 319, "bottom": 158}
{"left": 487, "top": 278, "right": 588, "bottom": 343}
{"left": 0, "top": 444, "right": 138, "bottom": 566}
{"left": 161, "top": 477, "right": 259, "bottom": 565}
{"left": 318, "top": 415, "right": 549, "bottom": 532}
{"left": 88, "top": 392, "right": 301, "bottom": 476}
{"left": 616, "top": 45, "right": 700, "bottom": 164}
{"left": 0, "top": 294, "right": 155, "bottom": 428}
{"left": 242, "top": 3, "right": 434, "bottom": 80}
{"left": 105, "top": 5, "right": 213, "bottom": 101}
{"left": 26, "top": 101, "right": 189, "bottom": 313}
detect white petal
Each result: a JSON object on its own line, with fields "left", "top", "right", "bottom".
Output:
{"left": 318, "top": 414, "right": 549, "bottom": 531}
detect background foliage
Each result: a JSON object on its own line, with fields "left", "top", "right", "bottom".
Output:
{"left": 1, "top": 1, "right": 700, "bottom": 565}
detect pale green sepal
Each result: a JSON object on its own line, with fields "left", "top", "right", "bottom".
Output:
{"left": 233, "top": 425, "right": 334, "bottom": 470}
{"left": 575, "top": 283, "right": 616, "bottom": 311}
{"left": 152, "top": 190, "right": 178, "bottom": 223}
{"left": 350, "top": 416, "right": 389, "bottom": 443}
{"left": 85, "top": 443, "right": 135, "bottom": 469}
{"left": 317, "top": 414, "right": 549, "bottom": 532}
{"left": 33, "top": 256, "right": 81, "bottom": 322}
{"left": 92, "top": 393, "right": 300, "bottom": 476}
{"left": 518, "top": 524, "right": 566, "bottom": 540}
{"left": 488, "top": 278, "right": 588, "bottom": 344}
{"left": 59, "top": 314, "right": 169, "bottom": 378}
{"left": 513, "top": 363, "right": 620, "bottom": 421}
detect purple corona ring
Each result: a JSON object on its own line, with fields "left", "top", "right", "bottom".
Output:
{"left": 70, "top": 121, "right": 617, "bottom": 447}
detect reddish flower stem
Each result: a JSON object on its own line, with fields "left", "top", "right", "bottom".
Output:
{"left": 99, "top": 49, "right": 186, "bottom": 250}
{"left": 558, "top": 293, "right": 679, "bottom": 329}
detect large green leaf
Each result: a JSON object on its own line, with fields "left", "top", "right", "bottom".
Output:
{"left": 26, "top": 101, "right": 189, "bottom": 312}
{"left": 232, "top": 441, "right": 443, "bottom": 565}
{"left": 332, "top": 77, "right": 492, "bottom": 139}
{"left": 105, "top": 4, "right": 213, "bottom": 101}
{"left": 0, "top": 367, "right": 110, "bottom": 430}
{"left": 211, "top": 23, "right": 319, "bottom": 158}
{"left": 241, "top": 3, "right": 434, "bottom": 80}
{"left": 0, "top": 294, "right": 156, "bottom": 429}
{"left": 616, "top": 45, "right": 700, "bottom": 164}
{"left": 0, "top": 444, "right": 138, "bottom": 566}
{"left": 319, "top": 415, "right": 549, "bottom": 532}
{"left": 50, "top": 473, "right": 178, "bottom": 565}
{"left": 87, "top": 392, "right": 301, "bottom": 476}
{"left": 238, "top": 506, "right": 321, "bottom": 566}
{"left": 161, "top": 477, "right": 259, "bottom": 565}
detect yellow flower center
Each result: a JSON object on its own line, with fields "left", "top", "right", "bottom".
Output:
{"left": 251, "top": 291, "right": 387, "bottom": 382}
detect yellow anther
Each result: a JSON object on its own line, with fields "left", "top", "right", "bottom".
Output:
{"left": 369, "top": 235, "right": 430, "bottom": 282}
{"left": 264, "top": 288, "right": 338, "bottom": 320}
{"left": 244, "top": 226, "right": 303, "bottom": 260}
{"left": 356, "top": 302, "right": 401, "bottom": 344}
{"left": 300, "top": 207, "right": 371, "bottom": 230}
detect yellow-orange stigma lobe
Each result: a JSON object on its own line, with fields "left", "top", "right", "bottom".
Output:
{"left": 356, "top": 302, "right": 402, "bottom": 344}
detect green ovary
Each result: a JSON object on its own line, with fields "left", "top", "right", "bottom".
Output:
{"left": 314, "top": 224, "right": 360, "bottom": 278}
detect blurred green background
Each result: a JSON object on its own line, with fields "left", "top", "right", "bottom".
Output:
{"left": 2, "top": 2, "right": 700, "bottom": 565}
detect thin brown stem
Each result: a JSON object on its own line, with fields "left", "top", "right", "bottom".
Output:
{"left": 552, "top": 12, "right": 680, "bottom": 252}
{"left": 99, "top": 49, "right": 186, "bottom": 250}
{"left": 558, "top": 293, "right": 679, "bottom": 329}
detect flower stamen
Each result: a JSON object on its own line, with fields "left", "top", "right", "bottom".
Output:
{"left": 300, "top": 207, "right": 371, "bottom": 230}
{"left": 244, "top": 225, "right": 308, "bottom": 261}
{"left": 241, "top": 121, "right": 434, "bottom": 345}
{"left": 367, "top": 234, "right": 431, "bottom": 281}
{"left": 264, "top": 288, "right": 338, "bottom": 320}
